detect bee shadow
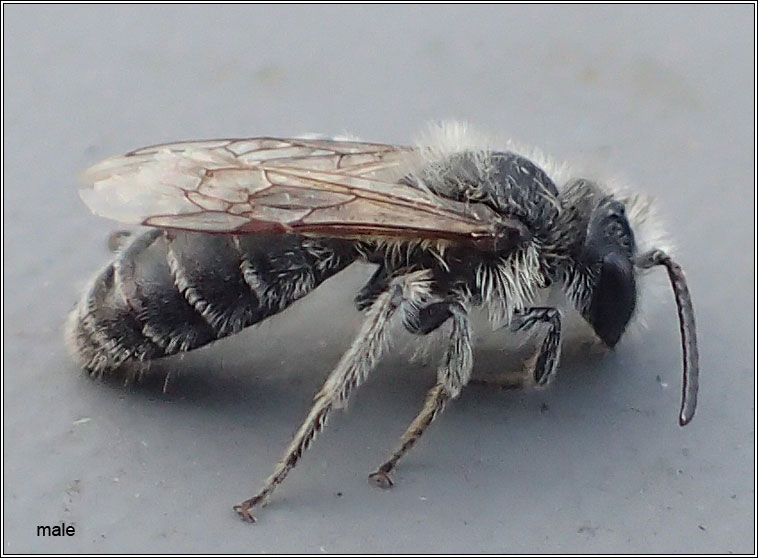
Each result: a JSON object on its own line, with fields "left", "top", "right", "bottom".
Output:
{"left": 91, "top": 331, "right": 613, "bottom": 419}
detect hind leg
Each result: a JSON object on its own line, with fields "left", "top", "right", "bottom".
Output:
{"left": 107, "top": 230, "right": 134, "bottom": 252}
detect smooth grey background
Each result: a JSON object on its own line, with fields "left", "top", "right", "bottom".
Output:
{"left": 3, "top": 4, "right": 755, "bottom": 554}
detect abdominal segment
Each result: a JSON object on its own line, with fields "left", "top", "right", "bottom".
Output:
{"left": 66, "top": 230, "right": 356, "bottom": 376}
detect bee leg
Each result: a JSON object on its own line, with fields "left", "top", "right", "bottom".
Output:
{"left": 354, "top": 264, "right": 390, "bottom": 311}
{"left": 369, "top": 303, "right": 472, "bottom": 488}
{"left": 404, "top": 301, "right": 452, "bottom": 335}
{"left": 233, "top": 271, "right": 432, "bottom": 523}
{"left": 510, "top": 307, "right": 563, "bottom": 387}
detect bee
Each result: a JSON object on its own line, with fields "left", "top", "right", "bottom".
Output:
{"left": 67, "top": 122, "right": 699, "bottom": 523}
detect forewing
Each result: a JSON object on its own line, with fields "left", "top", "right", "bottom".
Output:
{"left": 80, "top": 137, "right": 520, "bottom": 248}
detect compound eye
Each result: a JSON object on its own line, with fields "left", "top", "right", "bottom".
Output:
{"left": 608, "top": 218, "right": 633, "bottom": 252}
{"left": 585, "top": 198, "right": 636, "bottom": 262}
{"left": 589, "top": 251, "right": 637, "bottom": 347}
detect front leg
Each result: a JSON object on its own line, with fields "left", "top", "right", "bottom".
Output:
{"left": 234, "top": 271, "right": 432, "bottom": 523}
{"left": 369, "top": 302, "right": 472, "bottom": 487}
{"left": 511, "top": 307, "right": 563, "bottom": 387}
{"left": 472, "top": 307, "right": 563, "bottom": 390}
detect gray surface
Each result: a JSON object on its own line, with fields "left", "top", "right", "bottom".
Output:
{"left": 2, "top": 4, "right": 754, "bottom": 554}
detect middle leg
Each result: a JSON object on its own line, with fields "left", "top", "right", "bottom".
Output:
{"left": 369, "top": 302, "right": 473, "bottom": 487}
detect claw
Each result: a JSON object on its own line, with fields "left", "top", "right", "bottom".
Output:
{"left": 233, "top": 499, "right": 259, "bottom": 523}
{"left": 369, "top": 469, "right": 394, "bottom": 489}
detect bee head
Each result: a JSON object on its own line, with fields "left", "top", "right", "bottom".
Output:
{"left": 581, "top": 196, "right": 637, "bottom": 347}
{"left": 563, "top": 180, "right": 698, "bottom": 425}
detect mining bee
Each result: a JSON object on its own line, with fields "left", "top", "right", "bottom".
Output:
{"left": 67, "top": 122, "right": 699, "bottom": 522}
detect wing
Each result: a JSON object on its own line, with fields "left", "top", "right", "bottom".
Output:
{"left": 80, "top": 137, "right": 526, "bottom": 250}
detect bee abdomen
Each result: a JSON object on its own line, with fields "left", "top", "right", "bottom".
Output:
{"left": 65, "top": 258, "right": 163, "bottom": 375}
{"left": 67, "top": 230, "right": 356, "bottom": 376}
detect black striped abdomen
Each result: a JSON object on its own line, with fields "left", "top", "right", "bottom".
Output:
{"left": 66, "top": 230, "right": 357, "bottom": 376}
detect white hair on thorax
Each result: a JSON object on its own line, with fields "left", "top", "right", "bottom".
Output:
{"left": 412, "top": 120, "right": 573, "bottom": 189}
